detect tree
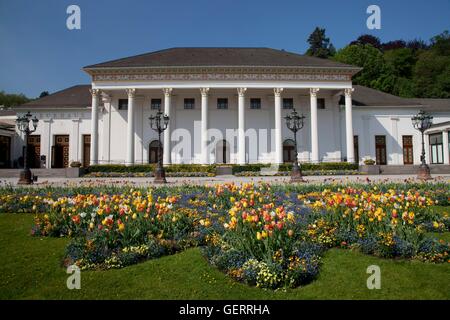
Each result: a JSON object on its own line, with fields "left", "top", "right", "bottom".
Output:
{"left": 429, "top": 30, "right": 450, "bottom": 55}
{"left": 350, "top": 34, "right": 382, "bottom": 49}
{"left": 413, "top": 50, "right": 450, "bottom": 98}
{"left": 406, "top": 39, "right": 429, "bottom": 51}
{"left": 381, "top": 40, "right": 406, "bottom": 51}
{"left": 0, "top": 91, "right": 31, "bottom": 107}
{"left": 384, "top": 48, "right": 416, "bottom": 78}
{"left": 333, "top": 44, "right": 388, "bottom": 88}
{"left": 305, "top": 27, "right": 335, "bottom": 58}
{"left": 39, "top": 91, "right": 50, "bottom": 98}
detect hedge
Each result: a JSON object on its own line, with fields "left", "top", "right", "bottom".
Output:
{"left": 87, "top": 164, "right": 217, "bottom": 174}
{"left": 231, "top": 162, "right": 359, "bottom": 174}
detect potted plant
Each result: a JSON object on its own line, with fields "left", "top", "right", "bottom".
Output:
{"left": 361, "top": 158, "right": 380, "bottom": 174}
{"left": 66, "top": 161, "right": 84, "bottom": 177}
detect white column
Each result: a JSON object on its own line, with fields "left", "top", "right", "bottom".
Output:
{"left": 89, "top": 89, "right": 100, "bottom": 165}
{"left": 443, "top": 131, "right": 449, "bottom": 164}
{"left": 125, "top": 88, "right": 136, "bottom": 166}
{"left": 101, "top": 93, "right": 112, "bottom": 164}
{"left": 424, "top": 133, "right": 430, "bottom": 164}
{"left": 237, "top": 87, "right": 247, "bottom": 164}
{"left": 310, "top": 88, "right": 320, "bottom": 163}
{"left": 200, "top": 88, "right": 210, "bottom": 164}
{"left": 344, "top": 88, "right": 355, "bottom": 163}
{"left": 163, "top": 88, "right": 173, "bottom": 165}
{"left": 274, "top": 88, "right": 283, "bottom": 164}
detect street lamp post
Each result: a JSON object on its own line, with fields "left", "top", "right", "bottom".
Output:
{"left": 412, "top": 110, "right": 433, "bottom": 180}
{"left": 285, "top": 108, "right": 306, "bottom": 183}
{"left": 149, "top": 109, "right": 169, "bottom": 183}
{"left": 16, "top": 111, "right": 39, "bottom": 185}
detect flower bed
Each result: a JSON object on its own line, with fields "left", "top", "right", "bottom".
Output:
{"left": 0, "top": 182, "right": 449, "bottom": 289}
{"left": 234, "top": 169, "right": 362, "bottom": 176}
{"left": 85, "top": 172, "right": 214, "bottom": 178}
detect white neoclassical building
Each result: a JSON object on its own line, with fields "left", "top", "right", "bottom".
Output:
{"left": 1, "top": 47, "right": 450, "bottom": 169}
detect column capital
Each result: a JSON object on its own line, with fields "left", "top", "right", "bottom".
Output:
{"left": 101, "top": 92, "right": 111, "bottom": 103}
{"left": 237, "top": 87, "right": 247, "bottom": 96}
{"left": 163, "top": 88, "right": 173, "bottom": 97}
{"left": 344, "top": 87, "right": 354, "bottom": 97}
{"left": 200, "top": 87, "right": 210, "bottom": 97}
{"left": 126, "top": 88, "right": 136, "bottom": 98}
{"left": 273, "top": 88, "right": 284, "bottom": 97}
{"left": 89, "top": 88, "right": 100, "bottom": 97}
{"left": 310, "top": 88, "right": 320, "bottom": 97}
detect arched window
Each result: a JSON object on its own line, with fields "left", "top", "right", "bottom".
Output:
{"left": 283, "top": 139, "right": 296, "bottom": 163}
{"left": 148, "top": 140, "right": 162, "bottom": 164}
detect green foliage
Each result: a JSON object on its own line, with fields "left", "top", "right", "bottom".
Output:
{"left": 305, "top": 27, "right": 335, "bottom": 58}
{"left": 231, "top": 162, "right": 358, "bottom": 174}
{"left": 337, "top": 30, "right": 450, "bottom": 98}
{"left": 87, "top": 164, "right": 217, "bottom": 174}
{"left": 0, "top": 91, "right": 31, "bottom": 107}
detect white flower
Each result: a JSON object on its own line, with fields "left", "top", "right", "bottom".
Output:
{"left": 80, "top": 212, "right": 87, "bottom": 218}
{"left": 91, "top": 211, "right": 96, "bottom": 218}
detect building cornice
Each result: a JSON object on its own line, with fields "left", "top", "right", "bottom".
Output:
{"left": 83, "top": 66, "right": 360, "bottom": 82}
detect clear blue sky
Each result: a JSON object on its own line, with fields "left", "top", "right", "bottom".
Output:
{"left": 1, "top": 0, "right": 449, "bottom": 97}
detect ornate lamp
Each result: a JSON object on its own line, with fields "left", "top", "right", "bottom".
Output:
{"left": 149, "top": 109, "right": 169, "bottom": 183}
{"left": 285, "top": 108, "right": 306, "bottom": 183}
{"left": 16, "top": 111, "right": 39, "bottom": 184}
{"left": 411, "top": 110, "right": 433, "bottom": 180}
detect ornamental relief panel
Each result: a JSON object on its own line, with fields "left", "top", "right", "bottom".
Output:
{"left": 93, "top": 73, "right": 351, "bottom": 82}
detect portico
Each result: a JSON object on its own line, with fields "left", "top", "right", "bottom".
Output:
{"left": 88, "top": 84, "right": 356, "bottom": 166}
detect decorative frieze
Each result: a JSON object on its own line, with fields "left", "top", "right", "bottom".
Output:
{"left": 93, "top": 73, "right": 352, "bottom": 82}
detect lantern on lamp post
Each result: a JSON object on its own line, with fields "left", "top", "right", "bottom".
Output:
{"left": 285, "top": 108, "right": 306, "bottom": 183}
{"left": 16, "top": 111, "right": 39, "bottom": 184}
{"left": 149, "top": 109, "right": 169, "bottom": 183}
{"left": 411, "top": 110, "right": 433, "bottom": 180}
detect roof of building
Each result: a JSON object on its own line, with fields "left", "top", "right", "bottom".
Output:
{"left": 345, "top": 85, "right": 450, "bottom": 108}
{"left": 83, "top": 47, "right": 359, "bottom": 69}
{"left": 13, "top": 83, "right": 449, "bottom": 110}
{"left": 16, "top": 85, "right": 92, "bottom": 108}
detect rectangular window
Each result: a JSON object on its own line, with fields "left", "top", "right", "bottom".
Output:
{"left": 317, "top": 98, "right": 325, "bottom": 109}
{"left": 184, "top": 98, "right": 195, "bottom": 109}
{"left": 217, "top": 98, "right": 228, "bottom": 109}
{"left": 429, "top": 133, "right": 443, "bottom": 164}
{"left": 283, "top": 98, "right": 294, "bottom": 109}
{"left": 118, "top": 99, "right": 128, "bottom": 110}
{"left": 250, "top": 98, "right": 261, "bottom": 109}
{"left": 151, "top": 98, "right": 162, "bottom": 110}
{"left": 402, "top": 135, "right": 413, "bottom": 164}
{"left": 375, "top": 135, "right": 387, "bottom": 165}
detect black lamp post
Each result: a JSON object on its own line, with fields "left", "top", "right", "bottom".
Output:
{"left": 149, "top": 109, "right": 169, "bottom": 183}
{"left": 285, "top": 108, "right": 306, "bottom": 183}
{"left": 16, "top": 111, "right": 39, "bottom": 184}
{"left": 412, "top": 110, "right": 433, "bottom": 180}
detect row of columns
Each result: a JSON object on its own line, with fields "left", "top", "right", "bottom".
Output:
{"left": 89, "top": 87, "right": 355, "bottom": 165}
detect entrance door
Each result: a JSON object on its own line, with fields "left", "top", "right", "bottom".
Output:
{"left": 354, "top": 135, "right": 359, "bottom": 164}
{"left": 215, "top": 140, "right": 230, "bottom": 164}
{"left": 0, "top": 136, "right": 11, "bottom": 168}
{"left": 27, "top": 135, "right": 41, "bottom": 168}
{"left": 375, "top": 135, "right": 387, "bottom": 165}
{"left": 83, "top": 135, "right": 90, "bottom": 167}
{"left": 283, "top": 139, "right": 296, "bottom": 163}
{"left": 148, "top": 140, "right": 161, "bottom": 163}
{"left": 52, "top": 135, "right": 69, "bottom": 168}
{"left": 402, "top": 135, "right": 413, "bottom": 164}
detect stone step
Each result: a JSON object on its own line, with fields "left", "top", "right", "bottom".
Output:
{"left": 0, "top": 169, "right": 67, "bottom": 178}
{"left": 216, "top": 166, "right": 233, "bottom": 175}
{"left": 379, "top": 165, "right": 450, "bottom": 174}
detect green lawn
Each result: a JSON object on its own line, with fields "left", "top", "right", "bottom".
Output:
{"left": 0, "top": 213, "right": 449, "bottom": 300}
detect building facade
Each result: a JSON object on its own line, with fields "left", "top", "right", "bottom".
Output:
{"left": 3, "top": 48, "right": 450, "bottom": 168}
